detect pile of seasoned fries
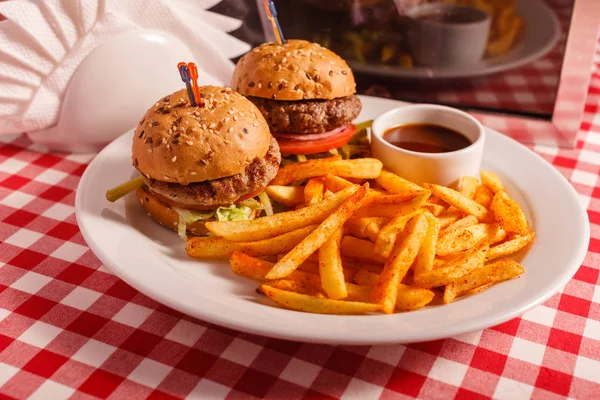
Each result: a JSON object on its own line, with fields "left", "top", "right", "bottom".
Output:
{"left": 186, "top": 157, "right": 535, "bottom": 315}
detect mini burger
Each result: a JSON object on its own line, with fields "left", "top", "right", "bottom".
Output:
{"left": 232, "top": 39, "right": 367, "bottom": 159}
{"left": 106, "top": 86, "right": 281, "bottom": 238}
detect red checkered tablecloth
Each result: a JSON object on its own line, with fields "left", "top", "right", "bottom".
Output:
{"left": 0, "top": 42, "right": 599, "bottom": 400}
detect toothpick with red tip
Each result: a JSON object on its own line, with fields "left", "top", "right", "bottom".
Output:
{"left": 264, "top": 0, "right": 285, "bottom": 44}
{"left": 187, "top": 62, "right": 201, "bottom": 107}
{"left": 177, "top": 62, "right": 196, "bottom": 107}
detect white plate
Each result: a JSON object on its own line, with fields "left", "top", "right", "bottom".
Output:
{"left": 351, "top": 0, "right": 561, "bottom": 79}
{"left": 76, "top": 95, "right": 589, "bottom": 345}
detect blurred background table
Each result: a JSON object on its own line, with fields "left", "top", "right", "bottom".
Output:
{"left": 360, "top": 0, "right": 572, "bottom": 117}
{"left": 0, "top": 38, "right": 598, "bottom": 400}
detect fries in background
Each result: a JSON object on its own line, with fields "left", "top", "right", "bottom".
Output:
{"left": 187, "top": 158, "right": 534, "bottom": 315}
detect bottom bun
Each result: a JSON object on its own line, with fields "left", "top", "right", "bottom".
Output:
{"left": 136, "top": 186, "right": 210, "bottom": 236}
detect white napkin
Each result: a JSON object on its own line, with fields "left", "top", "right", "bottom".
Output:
{"left": 0, "top": 0, "right": 250, "bottom": 136}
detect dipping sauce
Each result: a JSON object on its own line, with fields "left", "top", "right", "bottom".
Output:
{"left": 417, "top": 9, "right": 484, "bottom": 24}
{"left": 383, "top": 124, "right": 472, "bottom": 153}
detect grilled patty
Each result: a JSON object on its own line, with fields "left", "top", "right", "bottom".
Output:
{"left": 248, "top": 95, "right": 362, "bottom": 134}
{"left": 145, "top": 138, "right": 281, "bottom": 208}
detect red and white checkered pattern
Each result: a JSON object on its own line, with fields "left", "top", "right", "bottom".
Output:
{"left": 398, "top": 0, "right": 571, "bottom": 116}
{"left": 0, "top": 37, "right": 599, "bottom": 400}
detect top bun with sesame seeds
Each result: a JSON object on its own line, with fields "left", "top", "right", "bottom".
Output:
{"left": 232, "top": 39, "right": 356, "bottom": 101}
{"left": 132, "top": 86, "right": 273, "bottom": 185}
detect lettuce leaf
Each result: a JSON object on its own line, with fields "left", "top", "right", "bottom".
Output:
{"left": 216, "top": 205, "right": 253, "bottom": 221}
{"left": 174, "top": 208, "right": 216, "bottom": 240}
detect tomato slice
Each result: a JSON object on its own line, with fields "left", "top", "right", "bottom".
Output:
{"left": 237, "top": 188, "right": 263, "bottom": 202}
{"left": 275, "top": 124, "right": 356, "bottom": 155}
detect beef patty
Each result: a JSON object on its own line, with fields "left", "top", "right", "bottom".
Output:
{"left": 145, "top": 138, "right": 281, "bottom": 208}
{"left": 248, "top": 95, "right": 362, "bottom": 134}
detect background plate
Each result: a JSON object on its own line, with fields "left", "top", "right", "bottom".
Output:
{"left": 351, "top": 0, "right": 560, "bottom": 79}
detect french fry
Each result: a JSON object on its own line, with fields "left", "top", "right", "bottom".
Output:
{"left": 362, "top": 192, "right": 426, "bottom": 206}
{"left": 371, "top": 213, "right": 429, "bottom": 313}
{"left": 230, "top": 251, "right": 272, "bottom": 280}
{"left": 187, "top": 225, "right": 317, "bottom": 259}
{"left": 298, "top": 260, "right": 355, "bottom": 281}
{"left": 296, "top": 261, "right": 320, "bottom": 274}
{"left": 266, "top": 185, "right": 305, "bottom": 207}
{"left": 260, "top": 279, "right": 323, "bottom": 297}
{"left": 374, "top": 210, "right": 422, "bottom": 257}
{"left": 375, "top": 170, "right": 426, "bottom": 195}
{"left": 345, "top": 217, "right": 386, "bottom": 242}
{"left": 341, "top": 236, "right": 387, "bottom": 264}
{"left": 344, "top": 282, "right": 373, "bottom": 302}
{"left": 424, "top": 183, "right": 493, "bottom": 222}
{"left": 324, "top": 189, "right": 334, "bottom": 198}
{"left": 487, "top": 15, "right": 522, "bottom": 58}
{"left": 443, "top": 259, "right": 524, "bottom": 303}
{"left": 349, "top": 274, "right": 434, "bottom": 311}
{"left": 205, "top": 186, "right": 358, "bottom": 241}
{"left": 324, "top": 174, "right": 355, "bottom": 192}
{"left": 422, "top": 202, "right": 446, "bottom": 217}
{"left": 304, "top": 177, "right": 325, "bottom": 206}
{"left": 487, "top": 231, "right": 535, "bottom": 261}
{"left": 265, "top": 184, "right": 369, "bottom": 279}
{"left": 427, "top": 196, "right": 449, "bottom": 207}
{"left": 345, "top": 282, "right": 434, "bottom": 311}
{"left": 497, "top": 4, "right": 516, "bottom": 35}
{"left": 318, "top": 229, "right": 347, "bottom": 299}
{"left": 353, "top": 192, "right": 429, "bottom": 218}
{"left": 491, "top": 190, "right": 529, "bottom": 235}
{"left": 463, "top": 282, "right": 494, "bottom": 296}
{"left": 413, "top": 212, "right": 440, "bottom": 276}
{"left": 480, "top": 171, "right": 504, "bottom": 194}
{"left": 395, "top": 285, "right": 436, "bottom": 311}
{"left": 460, "top": 176, "right": 479, "bottom": 199}
{"left": 342, "top": 257, "right": 382, "bottom": 273}
{"left": 230, "top": 252, "right": 322, "bottom": 287}
{"left": 259, "top": 285, "right": 380, "bottom": 314}
{"left": 353, "top": 268, "right": 380, "bottom": 286}
{"left": 414, "top": 240, "right": 489, "bottom": 289}
{"left": 439, "top": 215, "right": 478, "bottom": 237}
{"left": 437, "top": 223, "right": 505, "bottom": 256}
{"left": 438, "top": 209, "right": 464, "bottom": 229}
{"left": 271, "top": 158, "right": 383, "bottom": 186}
{"left": 474, "top": 184, "right": 494, "bottom": 208}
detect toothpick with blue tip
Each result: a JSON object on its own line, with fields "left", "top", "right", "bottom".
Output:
{"left": 177, "top": 62, "right": 196, "bottom": 107}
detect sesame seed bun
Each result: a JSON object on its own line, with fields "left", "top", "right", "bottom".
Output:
{"left": 132, "top": 86, "right": 271, "bottom": 185}
{"left": 232, "top": 40, "right": 356, "bottom": 101}
{"left": 136, "top": 186, "right": 210, "bottom": 236}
